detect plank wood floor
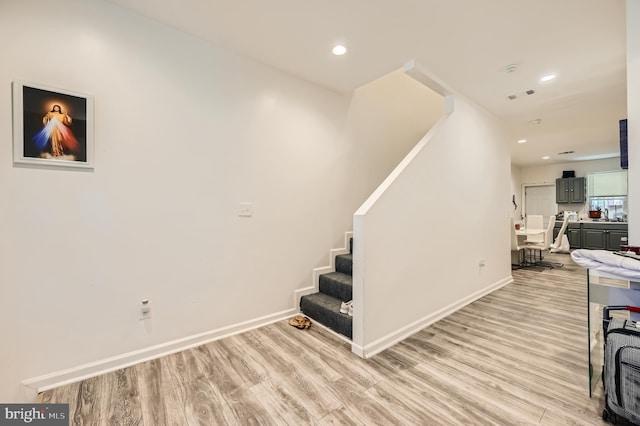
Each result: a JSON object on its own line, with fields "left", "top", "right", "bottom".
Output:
{"left": 40, "top": 252, "right": 609, "bottom": 425}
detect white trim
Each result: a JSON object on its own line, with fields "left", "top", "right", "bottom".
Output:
{"left": 355, "top": 276, "right": 513, "bottom": 358}
{"left": 293, "top": 231, "right": 353, "bottom": 308}
{"left": 21, "top": 308, "right": 297, "bottom": 397}
{"left": 354, "top": 116, "right": 448, "bottom": 216}
{"left": 351, "top": 217, "right": 364, "bottom": 351}
{"left": 351, "top": 342, "right": 365, "bottom": 358}
{"left": 293, "top": 285, "right": 318, "bottom": 309}
{"left": 403, "top": 60, "right": 454, "bottom": 98}
{"left": 521, "top": 182, "right": 558, "bottom": 222}
{"left": 300, "top": 313, "right": 354, "bottom": 345}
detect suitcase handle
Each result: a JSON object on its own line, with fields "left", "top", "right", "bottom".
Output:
{"left": 602, "top": 306, "right": 640, "bottom": 333}
{"left": 603, "top": 305, "right": 640, "bottom": 320}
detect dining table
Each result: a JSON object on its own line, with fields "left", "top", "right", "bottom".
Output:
{"left": 515, "top": 228, "right": 544, "bottom": 237}
{"left": 515, "top": 228, "right": 546, "bottom": 265}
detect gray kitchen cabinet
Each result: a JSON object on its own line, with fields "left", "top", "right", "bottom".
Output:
{"left": 556, "top": 177, "right": 585, "bottom": 203}
{"left": 553, "top": 221, "right": 627, "bottom": 250}
{"left": 581, "top": 223, "right": 628, "bottom": 251}
{"left": 553, "top": 221, "right": 582, "bottom": 248}
{"left": 607, "top": 230, "right": 629, "bottom": 251}
{"left": 581, "top": 228, "right": 607, "bottom": 250}
{"left": 567, "top": 224, "right": 582, "bottom": 249}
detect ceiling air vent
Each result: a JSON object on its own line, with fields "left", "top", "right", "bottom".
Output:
{"left": 507, "top": 89, "right": 536, "bottom": 100}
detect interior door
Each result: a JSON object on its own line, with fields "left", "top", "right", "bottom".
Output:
{"left": 524, "top": 184, "right": 556, "bottom": 228}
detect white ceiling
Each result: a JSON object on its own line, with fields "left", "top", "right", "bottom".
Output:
{"left": 104, "top": 0, "right": 627, "bottom": 167}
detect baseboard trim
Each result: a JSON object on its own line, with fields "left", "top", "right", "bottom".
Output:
{"left": 351, "top": 342, "right": 365, "bottom": 358}
{"left": 300, "top": 313, "right": 353, "bottom": 345}
{"left": 21, "top": 308, "right": 298, "bottom": 397}
{"left": 293, "top": 285, "right": 317, "bottom": 309}
{"left": 294, "top": 231, "right": 353, "bottom": 308}
{"left": 357, "top": 276, "right": 513, "bottom": 358}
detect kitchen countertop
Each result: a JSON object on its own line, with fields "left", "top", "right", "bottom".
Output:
{"left": 557, "top": 219, "right": 628, "bottom": 225}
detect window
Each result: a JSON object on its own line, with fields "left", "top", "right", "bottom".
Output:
{"left": 587, "top": 170, "right": 628, "bottom": 221}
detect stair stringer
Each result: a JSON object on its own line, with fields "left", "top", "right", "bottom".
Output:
{"left": 293, "top": 231, "right": 353, "bottom": 309}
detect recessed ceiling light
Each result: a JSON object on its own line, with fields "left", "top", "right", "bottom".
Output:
{"left": 332, "top": 44, "right": 347, "bottom": 56}
{"left": 540, "top": 74, "right": 556, "bottom": 82}
{"left": 542, "top": 156, "right": 550, "bottom": 160}
{"left": 517, "top": 139, "right": 527, "bottom": 144}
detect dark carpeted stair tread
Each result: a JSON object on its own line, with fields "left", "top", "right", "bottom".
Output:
{"left": 319, "top": 272, "right": 352, "bottom": 302}
{"left": 298, "top": 236, "right": 355, "bottom": 340}
{"left": 300, "top": 292, "right": 352, "bottom": 339}
{"left": 321, "top": 271, "right": 352, "bottom": 285}
{"left": 335, "top": 253, "right": 352, "bottom": 276}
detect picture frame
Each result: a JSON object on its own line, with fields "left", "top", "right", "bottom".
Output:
{"left": 12, "top": 80, "right": 94, "bottom": 170}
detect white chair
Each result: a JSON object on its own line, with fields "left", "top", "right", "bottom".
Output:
{"left": 525, "top": 215, "right": 544, "bottom": 244}
{"left": 550, "top": 214, "right": 570, "bottom": 253}
{"left": 525, "top": 215, "right": 558, "bottom": 267}
{"left": 510, "top": 217, "right": 526, "bottom": 268}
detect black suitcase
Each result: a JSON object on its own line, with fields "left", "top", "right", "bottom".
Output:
{"left": 602, "top": 305, "right": 640, "bottom": 424}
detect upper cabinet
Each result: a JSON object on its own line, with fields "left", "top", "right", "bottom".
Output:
{"left": 556, "top": 177, "right": 585, "bottom": 203}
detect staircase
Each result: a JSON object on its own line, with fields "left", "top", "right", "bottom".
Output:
{"left": 300, "top": 238, "right": 353, "bottom": 339}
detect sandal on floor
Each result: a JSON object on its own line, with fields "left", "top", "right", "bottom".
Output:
{"left": 289, "top": 315, "right": 312, "bottom": 329}
{"left": 302, "top": 316, "right": 312, "bottom": 329}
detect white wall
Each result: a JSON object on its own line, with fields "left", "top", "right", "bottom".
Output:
{"left": 0, "top": 0, "right": 440, "bottom": 402}
{"left": 353, "top": 90, "right": 512, "bottom": 355}
{"left": 518, "top": 158, "right": 623, "bottom": 216}
{"left": 520, "top": 158, "right": 622, "bottom": 184}
{"left": 628, "top": 0, "right": 640, "bottom": 243}
{"left": 345, "top": 69, "right": 444, "bottom": 209}
{"left": 511, "top": 164, "right": 523, "bottom": 221}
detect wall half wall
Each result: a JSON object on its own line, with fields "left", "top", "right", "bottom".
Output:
{"left": 627, "top": 0, "right": 639, "bottom": 243}
{"left": 352, "top": 64, "right": 513, "bottom": 357}
{"left": 0, "top": 0, "right": 446, "bottom": 402}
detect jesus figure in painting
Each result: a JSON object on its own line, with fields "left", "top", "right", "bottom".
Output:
{"left": 32, "top": 104, "right": 79, "bottom": 159}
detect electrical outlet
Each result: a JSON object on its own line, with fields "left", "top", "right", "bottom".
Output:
{"left": 140, "top": 299, "right": 152, "bottom": 320}
{"left": 238, "top": 202, "right": 253, "bottom": 217}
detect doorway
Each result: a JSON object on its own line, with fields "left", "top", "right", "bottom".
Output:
{"left": 523, "top": 184, "right": 557, "bottom": 227}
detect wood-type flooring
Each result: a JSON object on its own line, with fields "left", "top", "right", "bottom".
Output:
{"left": 40, "top": 252, "right": 610, "bottom": 425}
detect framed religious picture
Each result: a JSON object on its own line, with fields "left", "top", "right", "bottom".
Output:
{"left": 12, "top": 80, "right": 94, "bottom": 169}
